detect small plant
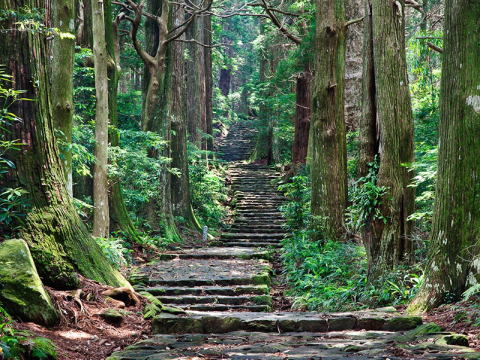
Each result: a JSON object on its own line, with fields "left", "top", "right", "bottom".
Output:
{"left": 94, "top": 237, "right": 132, "bottom": 269}
{"left": 346, "top": 156, "right": 388, "bottom": 234}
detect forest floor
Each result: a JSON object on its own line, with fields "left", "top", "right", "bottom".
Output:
{"left": 13, "top": 122, "right": 480, "bottom": 360}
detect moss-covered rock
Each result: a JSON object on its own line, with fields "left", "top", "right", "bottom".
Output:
{"left": 100, "top": 308, "right": 124, "bottom": 326}
{"left": 438, "top": 334, "right": 469, "bottom": 347}
{"left": 394, "top": 322, "right": 444, "bottom": 343}
{"left": 0, "top": 239, "right": 59, "bottom": 326}
{"left": 384, "top": 316, "right": 422, "bottom": 331}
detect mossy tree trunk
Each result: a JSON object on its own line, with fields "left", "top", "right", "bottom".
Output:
{"left": 409, "top": 0, "right": 480, "bottom": 312}
{"left": 51, "top": 0, "right": 75, "bottom": 195}
{"left": 105, "top": 0, "right": 141, "bottom": 241}
{"left": 292, "top": 70, "right": 311, "bottom": 165}
{"left": 204, "top": 14, "right": 214, "bottom": 153}
{"left": 170, "top": 4, "right": 202, "bottom": 232}
{"left": 359, "top": 0, "right": 415, "bottom": 279}
{"left": 0, "top": 0, "right": 128, "bottom": 289}
{"left": 310, "top": 0, "right": 348, "bottom": 241}
{"left": 92, "top": 0, "right": 110, "bottom": 238}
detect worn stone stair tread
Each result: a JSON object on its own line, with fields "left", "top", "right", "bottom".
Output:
{"left": 172, "top": 304, "right": 272, "bottom": 312}
{"left": 156, "top": 294, "right": 271, "bottom": 306}
{"left": 151, "top": 309, "right": 424, "bottom": 334}
{"left": 220, "top": 242, "right": 282, "bottom": 248}
{"left": 222, "top": 233, "right": 285, "bottom": 239}
{"left": 136, "top": 284, "right": 270, "bottom": 296}
{"left": 170, "top": 247, "right": 271, "bottom": 260}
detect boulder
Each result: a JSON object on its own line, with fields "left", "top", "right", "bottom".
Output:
{"left": 0, "top": 239, "right": 59, "bottom": 326}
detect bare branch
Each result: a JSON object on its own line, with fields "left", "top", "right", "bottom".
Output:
{"left": 427, "top": 42, "right": 443, "bottom": 53}
{"left": 174, "top": 38, "right": 227, "bottom": 48}
{"left": 345, "top": 17, "right": 364, "bottom": 27}
{"left": 405, "top": 0, "right": 424, "bottom": 13}
{"left": 259, "top": 0, "right": 301, "bottom": 45}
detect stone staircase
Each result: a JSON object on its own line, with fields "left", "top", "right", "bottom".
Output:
{"left": 108, "top": 122, "right": 479, "bottom": 360}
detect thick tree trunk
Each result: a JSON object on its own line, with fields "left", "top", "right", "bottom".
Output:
{"left": 204, "top": 14, "right": 214, "bottom": 153}
{"left": 409, "top": 0, "right": 480, "bottom": 312}
{"left": 76, "top": 0, "right": 93, "bottom": 48}
{"left": 92, "top": 0, "right": 110, "bottom": 238}
{"left": 0, "top": 0, "right": 128, "bottom": 289}
{"left": 310, "top": 0, "right": 348, "bottom": 241}
{"left": 170, "top": 7, "right": 202, "bottom": 232}
{"left": 51, "top": 0, "right": 75, "bottom": 195}
{"left": 360, "top": 0, "right": 415, "bottom": 278}
{"left": 292, "top": 70, "right": 311, "bottom": 165}
{"left": 219, "top": 69, "right": 232, "bottom": 97}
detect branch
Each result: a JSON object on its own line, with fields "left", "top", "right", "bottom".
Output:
{"left": 427, "top": 42, "right": 443, "bottom": 53}
{"left": 174, "top": 38, "right": 227, "bottom": 48}
{"left": 260, "top": 0, "right": 301, "bottom": 45}
{"left": 405, "top": 0, "right": 424, "bottom": 13}
{"left": 247, "top": 2, "right": 300, "bottom": 17}
{"left": 345, "top": 17, "right": 364, "bottom": 27}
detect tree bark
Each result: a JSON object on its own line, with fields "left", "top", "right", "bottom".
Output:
{"left": 204, "top": 14, "right": 214, "bottom": 153}
{"left": 0, "top": 0, "right": 128, "bottom": 289}
{"left": 76, "top": 0, "right": 93, "bottom": 48}
{"left": 92, "top": 0, "right": 110, "bottom": 238}
{"left": 409, "top": 0, "right": 480, "bottom": 312}
{"left": 360, "top": 0, "right": 415, "bottom": 278}
{"left": 292, "top": 70, "right": 311, "bottom": 165}
{"left": 105, "top": 0, "right": 141, "bottom": 241}
{"left": 51, "top": 0, "right": 75, "bottom": 195}
{"left": 310, "top": 0, "right": 348, "bottom": 241}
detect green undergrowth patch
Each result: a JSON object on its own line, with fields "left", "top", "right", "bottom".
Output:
{"left": 0, "top": 307, "right": 56, "bottom": 359}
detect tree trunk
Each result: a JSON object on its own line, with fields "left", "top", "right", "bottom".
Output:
{"left": 105, "top": 0, "right": 140, "bottom": 241}
{"left": 409, "top": 0, "right": 480, "bottom": 312}
{"left": 310, "top": 0, "right": 348, "bottom": 241}
{"left": 292, "top": 70, "right": 311, "bottom": 165}
{"left": 204, "top": 14, "right": 214, "bottom": 153}
{"left": 51, "top": 0, "right": 75, "bottom": 195}
{"left": 170, "top": 6, "right": 202, "bottom": 232}
{"left": 0, "top": 0, "right": 128, "bottom": 289}
{"left": 92, "top": 0, "right": 110, "bottom": 238}
{"left": 360, "top": 0, "right": 415, "bottom": 278}
{"left": 76, "top": 0, "right": 93, "bottom": 48}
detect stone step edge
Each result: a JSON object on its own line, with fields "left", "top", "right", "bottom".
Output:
{"left": 152, "top": 312, "right": 423, "bottom": 335}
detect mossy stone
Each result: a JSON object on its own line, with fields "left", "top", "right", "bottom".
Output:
{"left": 439, "top": 334, "right": 469, "bottom": 347}
{"left": 100, "top": 308, "right": 124, "bottom": 326}
{"left": 384, "top": 316, "right": 422, "bottom": 331}
{"left": 0, "top": 239, "right": 59, "bottom": 326}
{"left": 394, "top": 322, "right": 444, "bottom": 343}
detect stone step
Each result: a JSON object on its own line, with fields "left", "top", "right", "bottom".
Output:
{"left": 222, "top": 233, "right": 285, "bottom": 240}
{"left": 137, "top": 284, "right": 270, "bottom": 296}
{"left": 131, "top": 259, "right": 271, "bottom": 287}
{"left": 228, "top": 228, "right": 286, "bottom": 234}
{"left": 108, "top": 328, "right": 480, "bottom": 360}
{"left": 220, "top": 241, "right": 282, "bottom": 248}
{"left": 170, "top": 247, "right": 272, "bottom": 260}
{"left": 151, "top": 309, "right": 423, "bottom": 335}
{"left": 157, "top": 294, "right": 272, "bottom": 306}
{"left": 173, "top": 304, "right": 271, "bottom": 312}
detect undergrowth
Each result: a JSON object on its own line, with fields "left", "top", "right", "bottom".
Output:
{"left": 279, "top": 172, "right": 422, "bottom": 312}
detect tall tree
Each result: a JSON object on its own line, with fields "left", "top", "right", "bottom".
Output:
{"left": 204, "top": 14, "right": 214, "bottom": 153}
{"left": 409, "top": 0, "right": 480, "bottom": 312}
{"left": 105, "top": 0, "right": 141, "bottom": 241}
{"left": 0, "top": 0, "right": 128, "bottom": 289}
{"left": 292, "top": 70, "right": 311, "bottom": 165}
{"left": 359, "top": 0, "right": 415, "bottom": 278}
{"left": 92, "top": 0, "right": 111, "bottom": 238}
{"left": 310, "top": 0, "right": 347, "bottom": 241}
{"left": 51, "top": 0, "right": 75, "bottom": 195}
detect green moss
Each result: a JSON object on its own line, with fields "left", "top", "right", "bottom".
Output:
{"left": 384, "top": 316, "right": 422, "bottom": 331}
{"left": 394, "top": 322, "right": 443, "bottom": 343}
{"left": 438, "top": 334, "right": 469, "bottom": 347}
{"left": 31, "top": 337, "right": 57, "bottom": 359}
{"left": 0, "top": 240, "right": 59, "bottom": 326}
{"left": 252, "top": 295, "right": 272, "bottom": 307}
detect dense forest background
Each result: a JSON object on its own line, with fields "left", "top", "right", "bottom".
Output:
{"left": 1, "top": 1, "right": 480, "bottom": 356}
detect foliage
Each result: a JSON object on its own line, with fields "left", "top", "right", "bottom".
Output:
{"left": 189, "top": 145, "right": 228, "bottom": 232}
{"left": 278, "top": 173, "right": 311, "bottom": 231}
{"left": 346, "top": 157, "right": 387, "bottom": 234}
{"left": 0, "top": 68, "right": 28, "bottom": 237}
{"left": 0, "top": 307, "right": 56, "bottom": 359}
{"left": 94, "top": 237, "right": 132, "bottom": 269}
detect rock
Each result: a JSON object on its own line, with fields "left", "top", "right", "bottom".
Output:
{"left": 105, "top": 297, "right": 126, "bottom": 308}
{"left": 0, "top": 239, "right": 59, "bottom": 326}
{"left": 383, "top": 316, "right": 422, "bottom": 331}
{"left": 102, "top": 287, "right": 140, "bottom": 307}
{"left": 100, "top": 309, "right": 124, "bottom": 326}
{"left": 439, "top": 334, "right": 469, "bottom": 347}
{"left": 394, "top": 322, "right": 444, "bottom": 343}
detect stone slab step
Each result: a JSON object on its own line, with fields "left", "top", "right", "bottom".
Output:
{"left": 151, "top": 309, "right": 423, "bottom": 335}
{"left": 131, "top": 259, "right": 271, "bottom": 287}
{"left": 173, "top": 304, "right": 271, "bottom": 312}
{"left": 137, "top": 284, "right": 270, "bottom": 296}
{"left": 227, "top": 228, "right": 286, "bottom": 234}
{"left": 108, "top": 330, "right": 480, "bottom": 360}
{"left": 220, "top": 242, "right": 282, "bottom": 248}
{"left": 156, "top": 294, "right": 272, "bottom": 306}
{"left": 222, "top": 233, "right": 285, "bottom": 240}
{"left": 167, "top": 247, "right": 272, "bottom": 260}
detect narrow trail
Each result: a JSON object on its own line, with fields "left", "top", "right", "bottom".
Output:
{"left": 108, "top": 123, "right": 478, "bottom": 360}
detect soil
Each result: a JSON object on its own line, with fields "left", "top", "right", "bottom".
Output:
{"left": 15, "top": 277, "right": 151, "bottom": 360}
